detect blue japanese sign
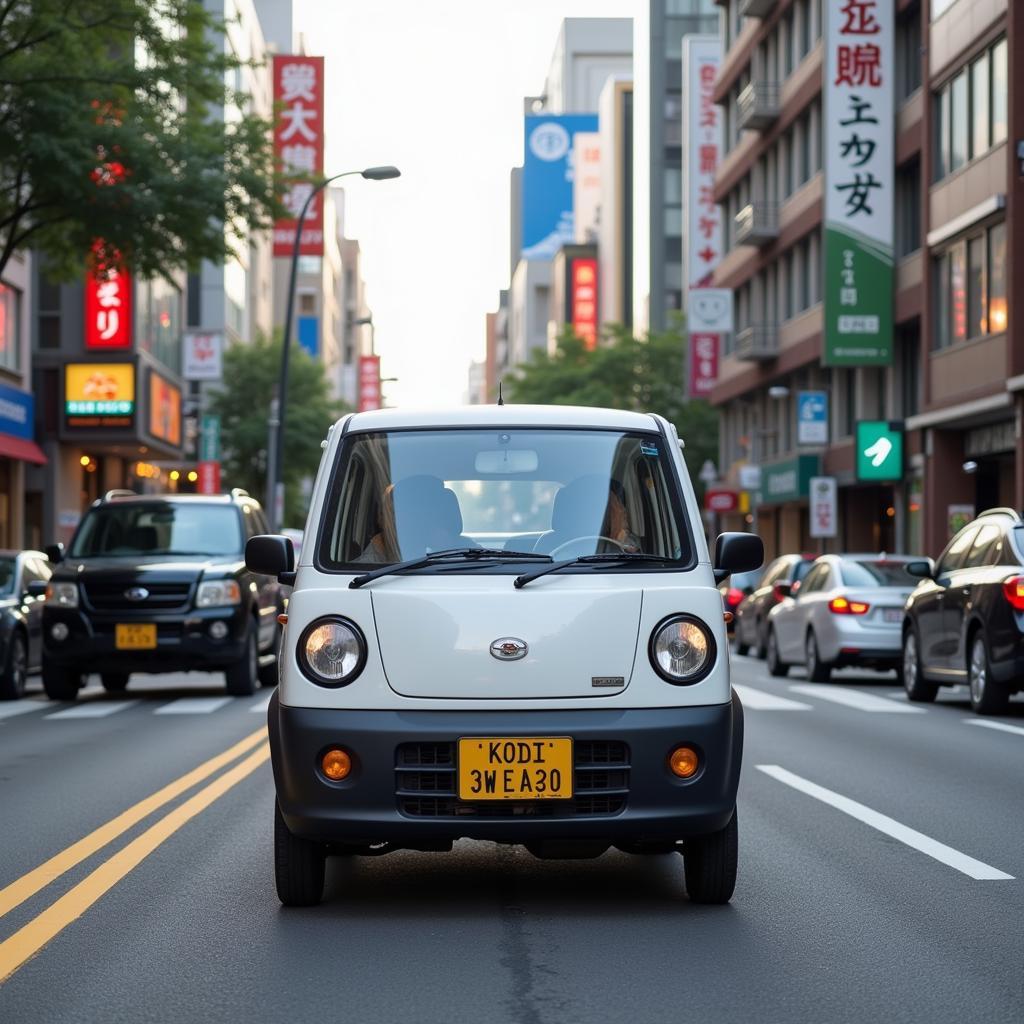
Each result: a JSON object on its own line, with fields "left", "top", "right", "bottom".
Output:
{"left": 297, "top": 316, "right": 319, "bottom": 358}
{"left": 521, "top": 113, "right": 598, "bottom": 260}
{"left": 0, "top": 381, "right": 33, "bottom": 440}
{"left": 797, "top": 390, "right": 828, "bottom": 445}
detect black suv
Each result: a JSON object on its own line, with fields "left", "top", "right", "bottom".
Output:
{"left": 40, "top": 489, "right": 285, "bottom": 700}
{"left": 902, "top": 507, "right": 1024, "bottom": 715}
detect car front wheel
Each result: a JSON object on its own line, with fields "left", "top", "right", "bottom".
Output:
{"left": 766, "top": 629, "right": 789, "bottom": 677}
{"left": 226, "top": 628, "right": 259, "bottom": 697}
{"left": 902, "top": 628, "right": 937, "bottom": 703}
{"left": 274, "top": 800, "right": 326, "bottom": 906}
{"left": 683, "top": 810, "right": 738, "bottom": 904}
{"left": 42, "top": 660, "right": 83, "bottom": 701}
{"left": 101, "top": 672, "right": 130, "bottom": 693}
{"left": 0, "top": 633, "right": 28, "bottom": 700}
{"left": 968, "top": 632, "right": 1009, "bottom": 716}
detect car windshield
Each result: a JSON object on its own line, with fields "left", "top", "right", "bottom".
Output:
{"left": 69, "top": 503, "right": 243, "bottom": 558}
{"left": 320, "top": 428, "right": 690, "bottom": 570}
{"left": 840, "top": 559, "right": 917, "bottom": 587}
{"left": 0, "top": 557, "right": 14, "bottom": 594}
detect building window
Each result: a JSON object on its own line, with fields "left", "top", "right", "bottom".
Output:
{"left": 895, "top": 10, "right": 922, "bottom": 101}
{"left": 992, "top": 39, "right": 1007, "bottom": 145}
{"left": 970, "top": 53, "right": 989, "bottom": 159}
{"left": 0, "top": 283, "right": 19, "bottom": 373}
{"left": 933, "top": 222, "right": 1008, "bottom": 350}
{"left": 36, "top": 272, "right": 60, "bottom": 350}
{"left": 895, "top": 160, "right": 921, "bottom": 257}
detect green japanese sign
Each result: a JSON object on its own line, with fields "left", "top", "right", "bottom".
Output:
{"left": 856, "top": 421, "right": 903, "bottom": 481}
{"left": 200, "top": 414, "right": 220, "bottom": 463}
{"left": 759, "top": 455, "right": 821, "bottom": 504}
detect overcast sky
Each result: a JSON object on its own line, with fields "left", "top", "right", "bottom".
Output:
{"left": 293, "top": 0, "right": 637, "bottom": 408}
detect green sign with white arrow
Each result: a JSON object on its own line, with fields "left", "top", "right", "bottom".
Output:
{"left": 856, "top": 421, "right": 902, "bottom": 481}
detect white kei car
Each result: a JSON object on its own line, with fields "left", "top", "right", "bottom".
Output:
{"left": 765, "top": 554, "right": 920, "bottom": 681}
{"left": 246, "top": 405, "right": 762, "bottom": 906}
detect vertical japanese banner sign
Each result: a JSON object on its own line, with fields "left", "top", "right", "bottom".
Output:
{"left": 682, "top": 38, "right": 724, "bottom": 398}
{"left": 358, "top": 355, "right": 382, "bottom": 412}
{"left": 824, "top": 0, "right": 893, "bottom": 365}
{"left": 571, "top": 258, "right": 599, "bottom": 350}
{"left": 273, "top": 56, "right": 325, "bottom": 257}
{"left": 85, "top": 266, "right": 132, "bottom": 349}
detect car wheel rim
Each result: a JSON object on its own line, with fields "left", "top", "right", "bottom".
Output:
{"left": 970, "top": 639, "right": 986, "bottom": 703}
{"left": 904, "top": 635, "right": 917, "bottom": 691}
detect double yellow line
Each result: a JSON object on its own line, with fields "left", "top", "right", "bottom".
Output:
{"left": 0, "top": 726, "right": 271, "bottom": 984}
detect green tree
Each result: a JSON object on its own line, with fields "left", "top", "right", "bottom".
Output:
{"left": 506, "top": 322, "right": 720, "bottom": 498}
{"left": 209, "top": 335, "right": 343, "bottom": 526}
{"left": 0, "top": 0, "right": 279, "bottom": 280}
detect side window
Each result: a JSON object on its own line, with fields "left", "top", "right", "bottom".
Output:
{"left": 938, "top": 526, "right": 979, "bottom": 574}
{"left": 964, "top": 524, "right": 1001, "bottom": 568}
{"left": 761, "top": 559, "right": 784, "bottom": 586}
{"left": 800, "top": 564, "right": 826, "bottom": 594}
{"left": 252, "top": 508, "right": 270, "bottom": 535}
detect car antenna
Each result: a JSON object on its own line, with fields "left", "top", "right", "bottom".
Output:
{"left": 497, "top": 381, "right": 504, "bottom": 406}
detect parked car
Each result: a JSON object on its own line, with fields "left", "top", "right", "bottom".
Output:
{"left": 719, "top": 568, "right": 762, "bottom": 633}
{"left": 247, "top": 404, "right": 763, "bottom": 906}
{"left": 40, "top": 489, "right": 285, "bottom": 701}
{"left": 734, "top": 553, "right": 815, "bottom": 657}
{"left": 766, "top": 554, "right": 919, "bottom": 681}
{"left": 0, "top": 550, "right": 52, "bottom": 699}
{"left": 902, "top": 507, "right": 1024, "bottom": 715}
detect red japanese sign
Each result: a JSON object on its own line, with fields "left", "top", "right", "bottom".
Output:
{"left": 197, "top": 460, "right": 221, "bottom": 495}
{"left": 688, "top": 332, "right": 719, "bottom": 399}
{"left": 571, "top": 258, "right": 598, "bottom": 351}
{"left": 358, "top": 355, "right": 382, "bottom": 412}
{"left": 704, "top": 488, "right": 739, "bottom": 514}
{"left": 84, "top": 264, "right": 132, "bottom": 349}
{"left": 273, "top": 55, "right": 325, "bottom": 257}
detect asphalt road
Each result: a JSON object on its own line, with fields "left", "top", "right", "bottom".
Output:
{"left": 0, "top": 658, "right": 1022, "bottom": 1024}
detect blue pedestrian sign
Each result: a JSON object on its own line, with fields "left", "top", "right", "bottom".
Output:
{"left": 797, "top": 391, "right": 828, "bottom": 445}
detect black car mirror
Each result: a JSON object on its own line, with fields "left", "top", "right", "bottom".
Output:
{"left": 713, "top": 532, "right": 764, "bottom": 584}
{"left": 26, "top": 580, "right": 48, "bottom": 597}
{"left": 44, "top": 543, "right": 64, "bottom": 564}
{"left": 904, "top": 559, "right": 934, "bottom": 580}
{"left": 245, "top": 534, "right": 295, "bottom": 584}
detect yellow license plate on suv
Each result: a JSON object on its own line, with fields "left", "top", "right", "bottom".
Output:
{"left": 115, "top": 623, "right": 157, "bottom": 650}
{"left": 458, "top": 737, "right": 573, "bottom": 801}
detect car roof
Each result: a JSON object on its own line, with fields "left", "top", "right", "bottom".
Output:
{"left": 340, "top": 405, "right": 662, "bottom": 433}
{"left": 814, "top": 553, "right": 917, "bottom": 562}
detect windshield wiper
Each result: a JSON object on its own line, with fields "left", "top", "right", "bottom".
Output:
{"left": 349, "top": 547, "right": 552, "bottom": 589}
{"left": 514, "top": 552, "right": 677, "bottom": 589}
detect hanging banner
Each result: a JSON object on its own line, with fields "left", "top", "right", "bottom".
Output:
{"left": 85, "top": 265, "right": 132, "bottom": 349}
{"left": 570, "top": 257, "right": 598, "bottom": 350}
{"left": 688, "top": 334, "right": 719, "bottom": 398}
{"left": 823, "top": 0, "right": 894, "bottom": 365}
{"left": 358, "top": 355, "right": 381, "bottom": 412}
{"left": 273, "top": 55, "right": 325, "bottom": 257}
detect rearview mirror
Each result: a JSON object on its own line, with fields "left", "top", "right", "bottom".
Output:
{"left": 44, "top": 543, "right": 64, "bottom": 564}
{"left": 904, "top": 559, "right": 934, "bottom": 579}
{"left": 474, "top": 449, "right": 539, "bottom": 474}
{"left": 713, "top": 532, "right": 764, "bottom": 584}
{"left": 246, "top": 534, "right": 295, "bottom": 584}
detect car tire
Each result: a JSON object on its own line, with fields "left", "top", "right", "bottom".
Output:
{"left": 805, "top": 631, "right": 831, "bottom": 683}
{"left": 275, "top": 800, "right": 325, "bottom": 907}
{"left": 0, "top": 633, "right": 28, "bottom": 700}
{"left": 734, "top": 636, "right": 749, "bottom": 657}
{"left": 766, "top": 628, "right": 789, "bottom": 677}
{"left": 226, "top": 627, "right": 259, "bottom": 697}
{"left": 902, "top": 627, "right": 937, "bottom": 703}
{"left": 683, "top": 809, "right": 738, "bottom": 905}
{"left": 42, "top": 659, "right": 83, "bottom": 701}
{"left": 100, "top": 672, "right": 130, "bottom": 693}
{"left": 258, "top": 622, "right": 281, "bottom": 688}
{"left": 968, "top": 631, "right": 1009, "bottom": 716}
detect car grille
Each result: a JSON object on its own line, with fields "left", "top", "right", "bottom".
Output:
{"left": 395, "top": 740, "right": 630, "bottom": 818}
{"left": 83, "top": 581, "right": 194, "bottom": 611}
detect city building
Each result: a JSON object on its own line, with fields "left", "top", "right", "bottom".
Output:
{"left": 597, "top": 76, "right": 635, "bottom": 328}
{"left": 484, "top": 290, "right": 510, "bottom": 403}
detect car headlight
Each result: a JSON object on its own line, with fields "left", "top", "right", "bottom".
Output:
{"left": 196, "top": 579, "right": 242, "bottom": 608}
{"left": 649, "top": 615, "right": 715, "bottom": 685}
{"left": 298, "top": 616, "right": 366, "bottom": 688}
{"left": 45, "top": 582, "right": 78, "bottom": 608}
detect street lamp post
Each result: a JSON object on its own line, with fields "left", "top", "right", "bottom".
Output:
{"left": 267, "top": 165, "right": 400, "bottom": 530}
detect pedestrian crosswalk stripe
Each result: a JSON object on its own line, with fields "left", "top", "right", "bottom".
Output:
{"left": 44, "top": 701, "right": 140, "bottom": 720}
{"left": 788, "top": 684, "right": 925, "bottom": 713}
{"left": 249, "top": 694, "right": 272, "bottom": 713}
{"left": 733, "top": 684, "right": 812, "bottom": 711}
{"left": 0, "top": 699, "right": 46, "bottom": 722}
{"left": 154, "top": 697, "right": 232, "bottom": 716}
{"left": 965, "top": 719, "right": 1024, "bottom": 738}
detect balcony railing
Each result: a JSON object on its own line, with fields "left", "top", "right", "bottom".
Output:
{"left": 740, "top": 0, "right": 777, "bottom": 17}
{"left": 737, "top": 81, "right": 780, "bottom": 132}
{"left": 734, "top": 324, "right": 779, "bottom": 362}
{"left": 735, "top": 202, "right": 779, "bottom": 247}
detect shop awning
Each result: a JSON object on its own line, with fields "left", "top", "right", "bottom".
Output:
{"left": 0, "top": 434, "right": 47, "bottom": 465}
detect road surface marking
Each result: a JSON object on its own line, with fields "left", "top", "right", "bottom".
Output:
{"left": 733, "top": 684, "right": 812, "bottom": 711}
{"left": 965, "top": 719, "right": 1024, "bottom": 738}
{"left": 0, "top": 726, "right": 267, "bottom": 920}
{"left": 250, "top": 694, "right": 273, "bottom": 713}
{"left": 788, "top": 685, "right": 925, "bottom": 713}
{"left": 0, "top": 742, "right": 270, "bottom": 984}
{"left": 756, "top": 765, "right": 1014, "bottom": 881}
{"left": 154, "top": 697, "right": 232, "bottom": 715}
{"left": 44, "top": 700, "right": 140, "bottom": 720}
{"left": 0, "top": 699, "right": 46, "bottom": 722}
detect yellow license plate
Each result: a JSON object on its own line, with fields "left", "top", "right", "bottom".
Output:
{"left": 115, "top": 623, "right": 157, "bottom": 650}
{"left": 458, "top": 737, "right": 573, "bottom": 801}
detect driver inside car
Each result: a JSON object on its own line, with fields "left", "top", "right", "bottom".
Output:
{"left": 534, "top": 476, "right": 642, "bottom": 555}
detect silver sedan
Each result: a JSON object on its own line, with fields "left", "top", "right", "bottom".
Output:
{"left": 765, "top": 555, "right": 921, "bottom": 681}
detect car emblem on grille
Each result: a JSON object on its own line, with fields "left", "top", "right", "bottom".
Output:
{"left": 124, "top": 587, "right": 149, "bottom": 602}
{"left": 490, "top": 637, "right": 527, "bottom": 661}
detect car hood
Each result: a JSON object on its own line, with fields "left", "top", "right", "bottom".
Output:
{"left": 57, "top": 555, "right": 243, "bottom": 578}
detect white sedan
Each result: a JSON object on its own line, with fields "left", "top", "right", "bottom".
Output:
{"left": 765, "top": 554, "right": 920, "bottom": 681}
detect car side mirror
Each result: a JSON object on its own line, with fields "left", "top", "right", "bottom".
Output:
{"left": 246, "top": 534, "right": 296, "bottom": 585}
{"left": 26, "top": 580, "right": 48, "bottom": 597}
{"left": 713, "top": 532, "right": 764, "bottom": 584}
{"left": 773, "top": 582, "right": 793, "bottom": 600}
{"left": 44, "top": 543, "right": 64, "bottom": 564}
{"left": 905, "top": 559, "right": 934, "bottom": 580}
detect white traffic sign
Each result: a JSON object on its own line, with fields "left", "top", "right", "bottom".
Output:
{"left": 809, "top": 476, "right": 838, "bottom": 538}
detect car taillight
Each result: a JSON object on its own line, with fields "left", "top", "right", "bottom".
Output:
{"left": 829, "top": 596, "right": 870, "bottom": 615}
{"left": 1002, "top": 576, "right": 1024, "bottom": 610}
{"left": 726, "top": 587, "right": 743, "bottom": 608}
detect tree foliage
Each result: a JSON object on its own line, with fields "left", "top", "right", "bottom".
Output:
{"left": 209, "top": 335, "right": 343, "bottom": 526}
{"left": 0, "top": 0, "right": 280, "bottom": 280}
{"left": 505, "top": 323, "right": 720, "bottom": 496}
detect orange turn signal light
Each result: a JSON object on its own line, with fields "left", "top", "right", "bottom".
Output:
{"left": 669, "top": 745, "right": 700, "bottom": 779}
{"left": 277, "top": 613, "right": 288, "bottom": 626}
{"left": 723, "top": 610, "right": 734, "bottom": 624}
{"left": 321, "top": 748, "right": 351, "bottom": 781}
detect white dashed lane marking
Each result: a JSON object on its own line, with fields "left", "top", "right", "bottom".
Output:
{"left": 965, "top": 719, "right": 1024, "bottom": 739}
{"left": 154, "top": 697, "right": 233, "bottom": 716}
{"left": 733, "top": 684, "right": 812, "bottom": 711}
{"left": 44, "top": 701, "right": 140, "bottom": 720}
{"left": 0, "top": 699, "right": 46, "bottom": 722}
{"left": 788, "top": 684, "right": 925, "bottom": 713}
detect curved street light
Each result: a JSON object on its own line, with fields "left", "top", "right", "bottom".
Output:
{"left": 267, "top": 165, "right": 401, "bottom": 528}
